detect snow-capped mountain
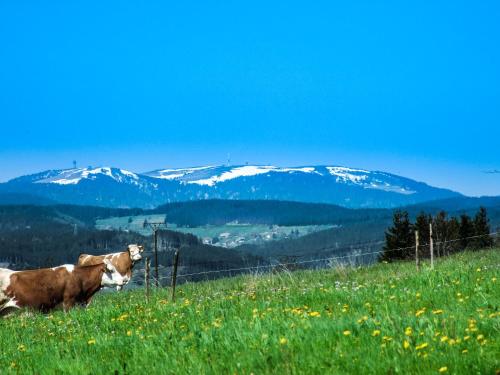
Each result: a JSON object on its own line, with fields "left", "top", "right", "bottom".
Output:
{"left": 144, "top": 165, "right": 417, "bottom": 194}
{"left": 0, "top": 165, "right": 462, "bottom": 208}
{"left": 15, "top": 167, "right": 143, "bottom": 186}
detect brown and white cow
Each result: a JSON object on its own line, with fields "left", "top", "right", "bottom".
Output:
{"left": 0, "top": 260, "right": 126, "bottom": 315}
{"left": 77, "top": 244, "right": 144, "bottom": 290}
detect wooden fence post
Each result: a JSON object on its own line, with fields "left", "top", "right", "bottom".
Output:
{"left": 429, "top": 223, "right": 434, "bottom": 269}
{"left": 415, "top": 230, "right": 420, "bottom": 271}
{"left": 154, "top": 229, "right": 159, "bottom": 287}
{"left": 171, "top": 249, "right": 180, "bottom": 302}
{"left": 145, "top": 257, "right": 150, "bottom": 303}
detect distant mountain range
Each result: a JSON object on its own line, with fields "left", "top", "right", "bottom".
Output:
{"left": 0, "top": 165, "right": 464, "bottom": 209}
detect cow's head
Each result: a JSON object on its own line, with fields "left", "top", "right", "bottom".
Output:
{"left": 101, "top": 259, "right": 128, "bottom": 289}
{"left": 128, "top": 244, "right": 144, "bottom": 262}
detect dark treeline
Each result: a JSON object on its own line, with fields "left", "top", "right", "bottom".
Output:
{"left": 0, "top": 225, "right": 146, "bottom": 269}
{"left": 380, "top": 207, "right": 495, "bottom": 261}
{"left": 153, "top": 199, "right": 391, "bottom": 226}
{"left": 238, "top": 219, "right": 391, "bottom": 263}
{"left": 2, "top": 198, "right": 500, "bottom": 229}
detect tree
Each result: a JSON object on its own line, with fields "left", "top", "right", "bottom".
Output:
{"left": 414, "top": 212, "right": 431, "bottom": 258}
{"left": 433, "top": 211, "right": 448, "bottom": 257}
{"left": 446, "top": 217, "right": 461, "bottom": 255}
{"left": 459, "top": 214, "right": 474, "bottom": 250}
{"left": 470, "top": 207, "right": 493, "bottom": 249}
{"left": 380, "top": 211, "right": 413, "bottom": 261}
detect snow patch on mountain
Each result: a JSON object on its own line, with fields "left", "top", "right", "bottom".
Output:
{"left": 185, "top": 166, "right": 320, "bottom": 186}
{"left": 148, "top": 166, "right": 215, "bottom": 180}
{"left": 34, "top": 167, "right": 141, "bottom": 186}
{"left": 326, "top": 166, "right": 369, "bottom": 184}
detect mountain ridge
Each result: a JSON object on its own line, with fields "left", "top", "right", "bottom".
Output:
{"left": 0, "top": 164, "right": 463, "bottom": 209}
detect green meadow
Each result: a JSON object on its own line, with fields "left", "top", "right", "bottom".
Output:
{"left": 1, "top": 249, "right": 499, "bottom": 374}
{"left": 95, "top": 214, "right": 334, "bottom": 247}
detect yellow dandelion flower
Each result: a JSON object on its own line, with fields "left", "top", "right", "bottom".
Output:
{"left": 440, "top": 336, "right": 448, "bottom": 342}
{"left": 432, "top": 309, "right": 444, "bottom": 315}
{"left": 87, "top": 339, "right": 96, "bottom": 345}
{"left": 127, "top": 330, "right": 132, "bottom": 336}
{"left": 492, "top": 277, "right": 497, "bottom": 282}
{"left": 279, "top": 337, "right": 288, "bottom": 345}
{"left": 357, "top": 316, "right": 368, "bottom": 323}
{"left": 372, "top": 329, "right": 381, "bottom": 337}
{"left": 439, "top": 366, "right": 448, "bottom": 373}
{"left": 415, "top": 342, "right": 428, "bottom": 350}
{"left": 17, "top": 344, "right": 26, "bottom": 352}
{"left": 464, "top": 335, "right": 470, "bottom": 341}
{"left": 308, "top": 311, "right": 321, "bottom": 317}
{"left": 448, "top": 339, "right": 456, "bottom": 346}
{"left": 343, "top": 330, "right": 351, "bottom": 336}
{"left": 403, "top": 340, "right": 410, "bottom": 349}
{"left": 462, "top": 349, "right": 468, "bottom": 354}
{"left": 10, "top": 362, "right": 16, "bottom": 369}
{"left": 415, "top": 292, "right": 421, "bottom": 298}
{"left": 405, "top": 327, "right": 413, "bottom": 336}
{"left": 117, "top": 314, "right": 129, "bottom": 321}
{"left": 415, "top": 308, "right": 426, "bottom": 317}
{"left": 477, "top": 334, "right": 484, "bottom": 341}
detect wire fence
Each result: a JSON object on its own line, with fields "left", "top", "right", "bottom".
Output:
{"left": 132, "top": 231, "right": 498, "bottom": 284}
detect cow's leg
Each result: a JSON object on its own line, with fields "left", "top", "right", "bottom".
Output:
{"left": 0, "top": 298, "right": 21, "bottom": 317}
{"left": 83, "top": 296, "right": 93, "bottom": 308}
{"left": 63, "top": 297, "right": 76, "bottom": 312}
{"left": 1, "top": 306, "right": 21, "bottom": 317}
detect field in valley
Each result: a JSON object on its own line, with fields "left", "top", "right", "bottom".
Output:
{"left": 1, "top": 249, "right": 499, "bottom": 374}
{"left": 95, "top": 214, "right": 334, "bottom": 248}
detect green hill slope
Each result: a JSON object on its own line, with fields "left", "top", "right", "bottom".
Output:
{"left": 1, "top": 249, "right": 499, "bottom": 374}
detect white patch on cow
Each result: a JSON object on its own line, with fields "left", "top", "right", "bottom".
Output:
{"left": 64, "top": 265, "right": 75, "bottom": 273}
{"left": 0, "top": 268, "right": 19, "bottom": 314}
{"left": 52, "top": 264, "right": 75, "bottom": 273}
{"left": 101, "top": 260, "right": 127, "bottom": 288}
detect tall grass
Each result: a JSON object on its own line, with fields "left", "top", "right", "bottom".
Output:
{"left": 1, "top": 249, "right": 499, "bottom": 374}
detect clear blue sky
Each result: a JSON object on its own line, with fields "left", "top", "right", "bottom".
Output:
{"left": 0, "top": 1, "right": 499, "bottom": 196}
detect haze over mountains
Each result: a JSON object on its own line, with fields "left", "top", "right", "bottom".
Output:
{"left": 0, "top": 164, "right": 463, "bottom": 209}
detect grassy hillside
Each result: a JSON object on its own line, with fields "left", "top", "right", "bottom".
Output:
{"left": 1, "top": 249, "right": 499, "bottom": 374}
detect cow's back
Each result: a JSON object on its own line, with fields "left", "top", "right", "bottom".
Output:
{"left": 78, "top": 254, "right": 106, "bottom": 266}
{"left": 5, "top": 268, "right": 70, "bottom": 311}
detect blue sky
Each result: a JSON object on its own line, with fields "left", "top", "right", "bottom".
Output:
{"left": 0, "top": 1, "right": 499, "bottom": 196}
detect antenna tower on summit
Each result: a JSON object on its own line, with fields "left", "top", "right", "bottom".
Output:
{"left": 72, "top": 160, "right": 77, "bottom": 169}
